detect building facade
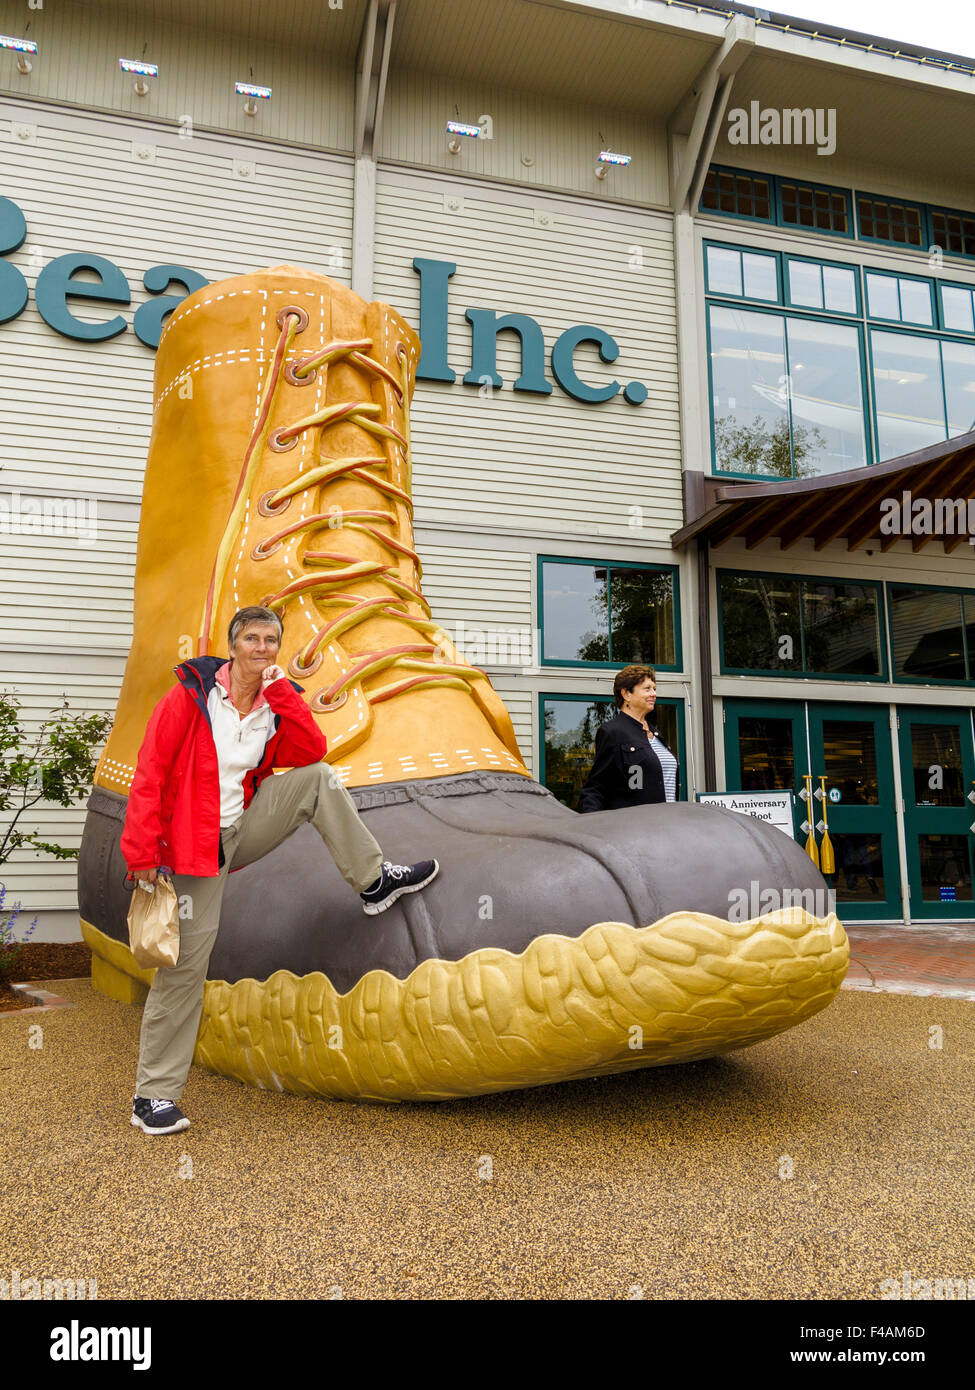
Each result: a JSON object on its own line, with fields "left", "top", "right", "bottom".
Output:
{"left": 2, "top": 0, "right": 975, "bottom": 935}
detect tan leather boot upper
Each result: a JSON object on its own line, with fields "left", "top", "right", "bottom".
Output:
{"left": 96, "top": 265, "right": 528, "bottom": 794}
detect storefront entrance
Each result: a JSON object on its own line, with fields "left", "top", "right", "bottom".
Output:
{"left": 897, "top": 708, "right": 975, "bottom": 920}
{"left": 724, "top": 699, "right": 975, "bottom": 922}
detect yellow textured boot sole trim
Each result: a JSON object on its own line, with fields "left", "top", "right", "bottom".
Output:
{"left": 81, "top": 911, "right": 849, "bottom": 1102}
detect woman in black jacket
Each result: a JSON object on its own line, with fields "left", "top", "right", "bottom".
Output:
{"left": 578, "top": 664, "right": 679, "bottom": 812}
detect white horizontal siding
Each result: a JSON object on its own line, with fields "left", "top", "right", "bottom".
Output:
{"left": 0, "top": 512, "right": 137, "bottom": 649}
{"left": 416, "top": 545, "right": 533, "bottom": 631}
{"left": 485, "top": 682, "right": 536, "bottom": 778}
{"left": 381, "top": 68, "right": 669, "bottom": 205}
{"left": 373, "top": 168, "right": 682, "bottom": 541}
{"left": 0, "top": 1, "right": 355, "bottom": 151}
{"left": 0, "top": 102, "right": 353, "bottom": 502}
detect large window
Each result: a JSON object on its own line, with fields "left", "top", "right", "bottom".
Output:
{"left": 870, "top": 331, "right": 975, "bottom": 460}
{"left": 539, "top": 557, "right": 680, "bottom": 669}
{"left": 719, "top": 571, "right": 885, "bottom": 678}
{"left": 709, "top": 304, "right": 867, "bottom": 477}
{"left": 540, "top": 694, "right": 685, "bottom": 807}
{"left": 706, "top": 240, "right": 975, "bottom": 476}
{"left": 888, "top": 585, "right": 975, "bottom": 684}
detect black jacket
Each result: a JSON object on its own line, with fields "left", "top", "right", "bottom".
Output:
{"left": 577, "top": 711, "right": 679, "bottom": 812}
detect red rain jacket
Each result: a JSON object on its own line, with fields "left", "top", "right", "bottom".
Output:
{"left": 120, "top": 656, "right": 327, "bottom": 877}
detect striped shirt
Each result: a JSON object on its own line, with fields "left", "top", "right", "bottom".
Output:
{"left": 651, "top": 736, "right": 678, "bottom": 803}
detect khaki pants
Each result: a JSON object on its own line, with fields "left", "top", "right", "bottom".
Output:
{"left": 135, "top": 762, "right": 383, "bottom": 1100}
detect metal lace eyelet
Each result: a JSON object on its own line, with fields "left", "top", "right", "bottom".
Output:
{"left": 258, "top": 491, "right": 290, "bottom": 517}
{"left": 285, "top": 360, "right": 317, "bottom": 386}
{"left": 277, "top": 305, "right": 309, "bottom": 332}
{"left": 251, "top": 538, "right": 282, "bottom": 560}
{"left": 289, "top": 651, "right": 323, "bottom": 678}
{"left": 269, "top": 426, "right": 298, "bottom": 452}
{"left": 312, "top": 689, "right": 348, "bottom": 714}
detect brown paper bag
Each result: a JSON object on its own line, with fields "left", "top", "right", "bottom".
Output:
{"left": 126, "top": 875, "right": 180, "bottom": 969}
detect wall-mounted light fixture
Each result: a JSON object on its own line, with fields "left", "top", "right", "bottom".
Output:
{"left": 595, "top": 149, "right": 631, "bottom": 180}
{"left": 119, "top": 57, "right": 158, "bottom": 97}
{"left": 1, "top": 34, "right": 37, "bottom": 75}
{"left": 446, "top": 119, "right": 482, "bottom": 154}
{"left": 236, "top": 80, "right": 271, "bottom": 116}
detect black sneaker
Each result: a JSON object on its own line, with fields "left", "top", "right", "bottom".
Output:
{"left": 130, "top": 1095, "right": 190, "bottom": 1135}
{"left": 360, "top": 859, "right": 439, "bottom": 915}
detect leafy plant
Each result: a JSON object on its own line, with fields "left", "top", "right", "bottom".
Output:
{"left": 0, "top": 692, "right": 113, "bottom": 866}
{"left": 0, "top": 692, "right": 112, "bottom": 978}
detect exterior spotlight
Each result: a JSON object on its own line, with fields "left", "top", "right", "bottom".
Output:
{"left": 594, "top": 149, "right": 631, "bottom": 180}
{"left": 1, "top": 35, "right": 37, "bottom": 73}
{"left": 446, "top": 119, "right": 481, "bottom": 154}
{"left": 120, "top": 58, "right": 158, "bottom": 96}
{"left": 236, "top": 81, "right": 271, "bottom": 116}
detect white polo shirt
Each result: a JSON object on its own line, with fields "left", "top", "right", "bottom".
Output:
{"left": 207, "top": 674, "right": 277, "bottom": 827}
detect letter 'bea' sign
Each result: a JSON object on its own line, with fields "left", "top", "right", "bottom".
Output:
{"left": 0, "top": 196, "right": 207, "bottom": 349}
{"left": 0, "top": 197, "right": 648, "bottom": 405}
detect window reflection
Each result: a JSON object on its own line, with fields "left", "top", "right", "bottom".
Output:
{"left": 942, "top": 339, "right": 975, "bottom": 437}
{"left": 871, "top": 331, "right": 946, "bottom": 460}
{"left": 802, "top": 582, "right": 881, "bottom": 675}
{"left": 786, "top": 318, "right": 867, "bottom": 473}
{"left": 918, "top": 834, "right": 972, "bottom": 901}
{"left": 542, "top": 699, "right": 681, "bottom": 808}
{"left": 721, "top": 575, "right": 802, "bottom": 671}
{"left": 736, "top": 716, "right": 795, "bottom": 790}
{"left": 910, "top": 725, "right": 964, "bottom": 806}
{"left": 890, "top": 587, "right": 966, "bottom": 681}
{"left": 541, "top": 562, "right": 677, "bottom": 666}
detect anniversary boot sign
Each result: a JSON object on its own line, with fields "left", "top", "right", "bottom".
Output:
{"left": 79, "top": 265, "right": 848, "bottom": 1102}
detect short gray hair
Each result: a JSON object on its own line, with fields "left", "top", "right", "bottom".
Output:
{"left": 228, "top": 606, "right": 283, "bottom": 650}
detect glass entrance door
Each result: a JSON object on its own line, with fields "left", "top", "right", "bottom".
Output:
{"left": 897, "top": 708, "right": 975, "bottom": 919}
{"left": 806, "top": 703, "right": 898, "bottom": 919}
{"left": 724, "top": 699, "right": 901, "bottom": 920}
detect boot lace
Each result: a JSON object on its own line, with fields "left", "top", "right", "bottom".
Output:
{"left": 199, "top": 306, "right": 485, "bottom": 717}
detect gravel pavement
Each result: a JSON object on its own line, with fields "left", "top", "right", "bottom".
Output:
{"left": 1, "top": 977, "right": 972, "bottom": 1300}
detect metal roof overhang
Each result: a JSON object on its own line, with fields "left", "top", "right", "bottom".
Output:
{"left": 671, "top": 431, "right": 975, "bottom": 554}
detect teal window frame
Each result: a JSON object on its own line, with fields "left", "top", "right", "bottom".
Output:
{"left": 537, "top": 554, "right": 682, "bottom": 672}
{"left": 704, "top": 242, "right": 781, "bottom": 305}
{"left": 863, "top": 267, "right": 936, "bottom": 327}
{"left": 717, "top": 568, "right": 888, "bottom": 681}
{"left": 865, "top": 322, "right": 975, "bottom": 462}
{"left": 885, "top": 580, "right": 975, "bottom": 688}
{"left": 705, "top": 297, "right": 874, "bottom": 480}
{"left": 537, "top": 691, "right": 688, "bottom": 802}
{"left": 930, "top": 205, "right": 975, "bottom": 262}
{"left": 938, "top": 280, "right": 975, "bottom": 335}
{"left": 783, "top": 252, "right": 861, "bottom": 317}
{"left": 776, "top": 176, "right": 853, "bottom": 240}
{"left": 855, "top": 191, "right": 927, "bottom": 250}
{"left": 699, "top": 164, "right": 975, "bottom": 268}
{"left": 700, "top": 165, "right": 775, "bottom": 225}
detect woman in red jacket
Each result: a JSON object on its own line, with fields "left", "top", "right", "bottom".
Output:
{"left": 122, "top": 605, "right": 438, "bottom": 1135}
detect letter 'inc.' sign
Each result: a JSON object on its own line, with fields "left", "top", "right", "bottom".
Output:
{"left": 0, "top": 196, "right": 646, "bottom": 406}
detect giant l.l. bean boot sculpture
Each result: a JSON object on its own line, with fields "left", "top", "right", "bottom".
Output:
{"left": 78, "top": 265, "right": 848, "bottom": 1101}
